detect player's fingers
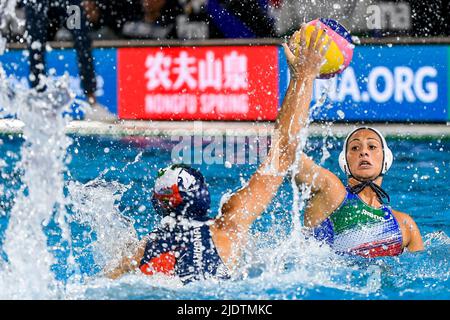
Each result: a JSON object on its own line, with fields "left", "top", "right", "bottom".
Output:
{"left": 282, "top": 43, "right": 296, "bottom": 64}
{"left": 299, "top": 23, "right": 307, "bottom": 51}
{"left": 309, "top": 24, "right": 320, "bottom": 51}
{"left": 315, "top": 29, "right": 328, "bottom": 50}
{"left": 320, "top": 38, "right": 333, "bottom": 56}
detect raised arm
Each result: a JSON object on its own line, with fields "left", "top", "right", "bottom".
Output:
{"left": 211, "top": 25, "right": 331, "bottom": 251}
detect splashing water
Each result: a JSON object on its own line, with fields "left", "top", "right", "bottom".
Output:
{"left": 67, "top": 178, "right": 138, "bottom": 274}
{"left": 0, "top": 24, "right": 76, "bottom": 298}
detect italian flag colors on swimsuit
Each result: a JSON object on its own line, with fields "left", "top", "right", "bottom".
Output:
{"left": 313, "top": 188, "right": 403, "bottom": 258}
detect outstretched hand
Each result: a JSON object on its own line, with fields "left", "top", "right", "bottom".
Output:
{"left": 282, "top": 23, "right": 332, "bottom": 80}
{"left": 212, "top": 24, "right": 331, "bottom": 270}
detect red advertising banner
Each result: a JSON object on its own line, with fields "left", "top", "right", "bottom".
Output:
{"left": 118, "top": 46, "right": 279, "bottom": 120}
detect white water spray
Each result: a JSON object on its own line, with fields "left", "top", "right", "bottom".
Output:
{"left": 67, "top": 177, "right": 138, "bottom": 275}
{"left": 0, "top": 18, "right": 76, "bottom": 298}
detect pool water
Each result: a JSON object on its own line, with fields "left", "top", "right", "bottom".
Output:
{"left": 0, "top": 133, "right": 448, "bottom": 299}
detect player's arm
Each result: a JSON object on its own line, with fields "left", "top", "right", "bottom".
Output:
{"left": 393, "top": 211, "right": 424, "bottom": 252}
{"left": 213, "top": 25, "right": 331, "bottom": 236}
{"left": 105, "top": 238, "right": 148, "bottom": 279}
{"left": 294, "top": 154, "right": 347, "bottom": 227}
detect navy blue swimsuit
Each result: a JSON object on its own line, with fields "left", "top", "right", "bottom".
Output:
{"left": 139, "top": 219, "right": 230, "bottom": 284}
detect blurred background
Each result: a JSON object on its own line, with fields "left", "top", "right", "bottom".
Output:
{"left": 1, "top": 0, "right": 449, "bottom": 42}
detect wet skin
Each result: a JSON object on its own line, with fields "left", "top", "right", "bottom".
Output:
{"left": 296, "top": 129, "right": 424, "bottom": 252}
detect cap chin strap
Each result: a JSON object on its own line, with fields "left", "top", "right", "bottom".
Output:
{"left": 348, "top": 175, "right": 390, "bottom": 205}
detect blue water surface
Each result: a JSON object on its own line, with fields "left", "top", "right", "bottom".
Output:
{"left": 0, "top": 133, "right": 448, "bottom": 299}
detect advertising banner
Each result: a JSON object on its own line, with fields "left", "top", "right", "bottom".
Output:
{"left": 118, "top": 46, "right": 279, "bottom": 121}
{"left": 1, "top": 44, "right": 448, "bottom": 123}
{"left": 279, "top": 45, "right": 449, "bottom": 122}
{"left": 0, "top": 48, "right": 117, "bottom": 117}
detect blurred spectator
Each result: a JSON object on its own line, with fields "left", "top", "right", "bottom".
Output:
{"left": 175, "top": 0, "right": 210, "bottom": 39}
{"left": 206, "top": 0, "right": 276, "bottom": 38}
{"left": 83, "top": 0, "right": 142, "bottom": 40}
{"left": 23, "top": 0, "right": 114, "bottom": 120}
{"left": 121, "top": 0, "right": 183, "bottom": 39}
{"left": 269, "top": 0, "right": 450, "bottom": 38}
{"left": 119, "top": 0, "right": 277, "bottom": 40}
{"left": 84, "top": 0, "right": 450, "bottom": 39}
{"left": 1, "top": 0, "right": 449, "bottom": 44}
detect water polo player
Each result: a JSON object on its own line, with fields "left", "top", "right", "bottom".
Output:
{"left": 297, "top": 127, "right": 424, "bottom": 257}
{"left": 292, "top": 19, "right": 423, "bottom": 257}
{"left": 106, "top": 24, "right": 333, "bottom": 282}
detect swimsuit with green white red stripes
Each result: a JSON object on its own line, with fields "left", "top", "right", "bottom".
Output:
{"left": 313, "top": 187, "right": 403, "bottom": 258}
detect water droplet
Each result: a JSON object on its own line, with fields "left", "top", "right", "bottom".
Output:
{"left": 333, "top": 3, "right": 341, "bottom": 9}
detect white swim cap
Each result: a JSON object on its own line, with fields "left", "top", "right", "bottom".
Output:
{"left": 338, "top": 127, "right": 393, "bottom": 177}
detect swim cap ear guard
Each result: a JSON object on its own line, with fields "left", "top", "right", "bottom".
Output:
{"left": 338, "top": 127, "right": 393, "bottom": 177}
{"left": 151, "top": 164, "right": 211, "bottom": 221}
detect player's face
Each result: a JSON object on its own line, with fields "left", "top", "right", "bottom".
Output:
{"left": 346, "top": 129, "right": 384, "bottom": 180}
